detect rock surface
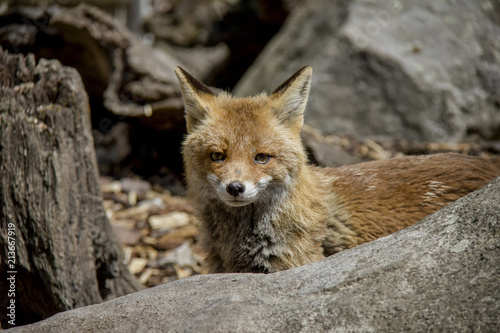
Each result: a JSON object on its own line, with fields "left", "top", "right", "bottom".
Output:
{"left": 235, "top": 0, "right": 500, "bottom": 142}
{"left": 0, "top": 48, "right": 142, "bottom": 328}
{"left": 8, "top": 177, "right": 500, "bottom": 332}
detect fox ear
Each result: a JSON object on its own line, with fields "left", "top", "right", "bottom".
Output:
{"left": 270, "top": 66, "right": 312, "bottom": 131}
{"left": 174, "top": 67, "right": 215, "bottom": 133}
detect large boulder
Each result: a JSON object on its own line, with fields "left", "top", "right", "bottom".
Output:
{"left": 0, "top": 48, "right": 142, "bottom": 328}
{"left": 7, "top": 177, "right": 500, "bottom": 332}
{"left": 235, "top": 0, "right": 500, "bottom": 142}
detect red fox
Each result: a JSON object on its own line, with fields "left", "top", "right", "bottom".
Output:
{"left": 175, "top": 66, "right": 500, "bottom": 273}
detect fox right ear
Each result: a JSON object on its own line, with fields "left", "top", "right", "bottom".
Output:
{"left": 174, "top": 67, "right": 215, "bottom": 133}
{"left": 270, "top": 66, "right": 312, "bottom": 133}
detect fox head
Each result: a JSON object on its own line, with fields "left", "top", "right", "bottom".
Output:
{"left": 175, "top": 66, "right": 313, "bottom": 207}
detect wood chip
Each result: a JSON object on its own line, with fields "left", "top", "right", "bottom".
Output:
{"left": 128, "top": 191, "right": 138, "bottom": 206}
{"left": 100, "top": 180, "right": 122, "bottom": 193}
{"left": 111, "top": 224, "right": 142, "bottom": 245}
{"left": 128, "top": 257, "right": 148, "bottom": 274}
{"left": 113, "top": 199, "right": 164, "bottom": 219}
{"left": 174, "top": 264, "right": 193, "bottom": 279}
{"left": 156, "top": 225, "right": 198, "bottom": 250}
{"left": 120, "top": 177, "right": 152, "bottom": 193}
{"left": 110, "top": 218, "right": 137, "bottom": 230}
{"left": 148, "top": 211, "right": 190, "bottom": 231}
{"left": 123, "top": 246, "right": 133, "bottom": 264}
{"left": 138, "top": 268, "right": 154, "bottom": 284}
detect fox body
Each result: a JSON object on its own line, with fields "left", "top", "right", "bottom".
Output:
{"left": 175, "top": 66, "right": 500, "bottom": 273}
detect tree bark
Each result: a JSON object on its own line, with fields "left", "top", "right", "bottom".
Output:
{"left": 0, "top": 48, "right": 143, "bottom": 328}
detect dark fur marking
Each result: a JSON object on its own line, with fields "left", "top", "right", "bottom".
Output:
{"left": 177, "top": 67, "right": 215, "bottom": 95}
{"left": 272, "top": 66, "right": 311, "bottom": 95}
{"left": 299, "top": 80, "right": 309, "bottom": 96}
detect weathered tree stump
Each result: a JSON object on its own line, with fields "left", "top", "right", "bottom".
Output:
{"left": 0, "top": 48, "right": 143, "bottom": 328}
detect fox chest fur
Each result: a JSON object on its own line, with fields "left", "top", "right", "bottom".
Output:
{"left": 175, "top": 66, "right": 500, "bottom": 273}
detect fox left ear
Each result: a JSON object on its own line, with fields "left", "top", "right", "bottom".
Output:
{"left": 270, "top": 66, "right": 312, "bottom": 131}
{"left": 174, "top": 67, "right": 215, "bottom": 133}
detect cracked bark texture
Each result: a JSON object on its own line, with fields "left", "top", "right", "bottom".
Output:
{"left": 0, "top": 48, "right": 142, "bottom": 328}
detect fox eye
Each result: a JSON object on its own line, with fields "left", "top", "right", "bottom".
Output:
{"left": 210, "top": 152, "right": 226, "bottom": 162}
{"left": 254, "top": 153, "right": 271, "bottom": 164}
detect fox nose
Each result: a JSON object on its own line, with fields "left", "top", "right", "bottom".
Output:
{"left": 227, "top": 181, "right": 245, "bottom": 197}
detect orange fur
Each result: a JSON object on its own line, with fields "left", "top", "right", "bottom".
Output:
{"left": 175, "top": 66, "right": 500, "bottom": 273}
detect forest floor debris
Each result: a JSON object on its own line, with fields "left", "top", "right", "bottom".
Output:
{"left": 101, "top": 176, "right": 207, "bottom": 287}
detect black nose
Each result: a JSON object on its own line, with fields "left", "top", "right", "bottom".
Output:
{"left": 226, "top": 181, "right": 245, "bottom": 197}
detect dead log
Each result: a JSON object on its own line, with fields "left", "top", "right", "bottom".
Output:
{"left": 0, "top": 3, "right": 185, "bottom": 130}
{"left": 0, "top": 3, "right": 190, "bottom": 178}
{"left": 0, "top": 48, "right": 143, "bottom": 328}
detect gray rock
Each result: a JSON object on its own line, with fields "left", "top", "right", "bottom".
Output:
{"left": 8, "top": 177, "right": 500, "bottom": 332}
{"left": 301, "top": 125, "right": 364, "bottom": 166}
{"left": 235, "top": 0, "right": 500, "bottom": 142}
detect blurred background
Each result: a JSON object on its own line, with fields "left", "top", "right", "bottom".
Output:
{"left": 1, "top": 0, "right": 499, "bottom": 287}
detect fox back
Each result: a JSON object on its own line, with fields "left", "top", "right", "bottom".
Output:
{"left": 175, "top": 66, "right": 500, "bottom": 273}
